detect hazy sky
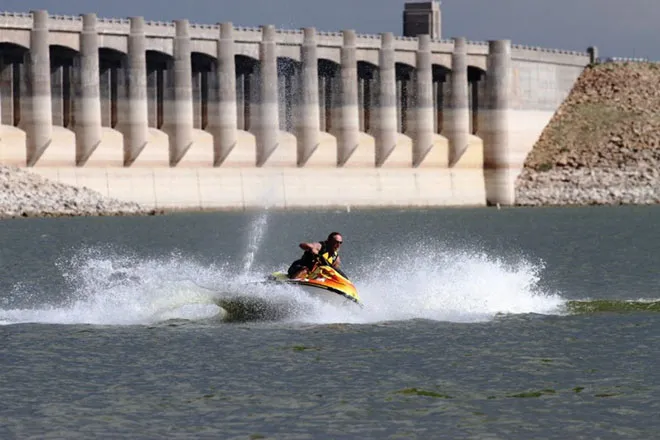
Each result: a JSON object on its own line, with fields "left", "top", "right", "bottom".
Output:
{"left": 2, "top": 0, "right": 658, "bottom": 59}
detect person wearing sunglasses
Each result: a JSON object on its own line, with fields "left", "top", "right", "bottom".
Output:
{"left": 287, "top": 232, "right": 344, "bottom": 280}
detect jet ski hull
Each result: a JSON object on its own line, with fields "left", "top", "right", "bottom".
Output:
{"left": 267, "top": 266, "right": 362, "bottom": 308}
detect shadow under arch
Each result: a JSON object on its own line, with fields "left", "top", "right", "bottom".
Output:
{"left": 235, "top": 54, "right": 258, "bottom": 132}
{"left": 145, "top": 50, "right": 172, "bottom": 130}
{"left": 395, "top": 62, "right": 415, "bottom": 134}
{"left": 191, "top": 52, "right": 216, "bottom": 130}
{"left": 432, "top": 64, "right": 450, "bottom": 134}
{"left": 98, "top": 47, "right": 125, "bottom": 129}
{"left": 357, "top": 60, "right": 378, "bottom": 134}
{"left": 277, "top": 56, "right": 300, "bottom": 133}
{"left": 318, "top": 58, "right": 340, "bottom": 133}
{"left": 0, "top": 42, "right": 28, "bottom": 128}
{"left": 50, "top": 44, "right": 78, "bottom": 129}
{"left": 468, "top": 65, "right": 486, "bottom": 135}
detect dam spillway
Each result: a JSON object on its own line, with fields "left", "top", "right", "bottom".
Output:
{"left": 0, "top": 5, "right": 591, "bottom": 210}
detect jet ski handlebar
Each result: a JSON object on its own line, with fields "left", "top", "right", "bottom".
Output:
{"left": 311, "top": 253, "right": 350, "bottom": 281}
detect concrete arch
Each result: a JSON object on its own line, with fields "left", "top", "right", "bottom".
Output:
{"left": 0, "top": 42, "right": 29, "bottom": 129}
{"left": 99, "top": 47, "right": 126, "bottom": 129}
{"left": 277, "top": 56, "right": 301, "bottom": 133}
{"left": 355, "top": 51, "right": 379, "bottom": 68}
{"left": 50, "top": 45, "right": 78, "bottom": 130}
{"left": 0, "top": 31, "right": 29, "bottom": 49}
{"left": 318, "top": 58, "right": 340, "bottom": 134}
{"left": 395, "top": 62, "right": 415, "bottom": 134}
{"left": 91, "top": 47, "right": 127, "bottom": 169}
{"left": 276, "top": 44, "right": 300, "bottom": 63}
{"left": 235, "top": 54, "right": 259, "bottom": 132}
{"left": 49, "top": 34, "right": 79, "bottom": 52}
{"left": 394, "top": 51, "right": 416, "bottom": 68}
{"left": 234, "top": 43, "right": 259, "bottom": 60}
{"left": 137, "top": 50, "right": 173, "bottom": 167}
{"left": 0, "top": 41, "right": 28, "bottom": 56}
{"left": 191, "top": 52, "right": 216, "bottom": 130}
{"left": 317, "top": 47, "right": 339, "bottom": 65}
{"left": 181, "top": 51, "right": 217, "bottom": 168}
{"left": 189, "top": 40, "right": 216, "bottom": 59}
{"left": 145, "top": 39, "right": 173, "bottom": 57}
{"left": 468, "top": 65, "right": 486, "bottom": 135}
{"left": 98, "top": 39, "right": 126, "bottom": 55}
{"left": 357, "top": 60, "right": 378, "bottom": 134}
{"left": 432, "top": 64, "right": 450, "bottom": 134}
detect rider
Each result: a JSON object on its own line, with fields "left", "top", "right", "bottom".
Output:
{"left": 287, "top": 232, "right": 344, "bottom": 280}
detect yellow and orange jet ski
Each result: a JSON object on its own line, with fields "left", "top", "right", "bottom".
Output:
{"left": 267, "top": 265, "right": 362, "bottom": 307}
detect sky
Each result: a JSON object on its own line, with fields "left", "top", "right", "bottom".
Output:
{"left": 2, "top": 0, "right": 658, "bottom": 60}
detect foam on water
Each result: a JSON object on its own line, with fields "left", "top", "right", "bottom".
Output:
{"left": 0, "top": 239, "right": 566, "bottom": 326}
{"left": 337, "top": 243, "right": 565, "bottom": 324}
{"left": 0, "top": 247, "right": 226, "bottom": 326}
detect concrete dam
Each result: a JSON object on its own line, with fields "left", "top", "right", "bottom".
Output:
{"left": 0, "top": 3, "right": 591, "bottom": 210}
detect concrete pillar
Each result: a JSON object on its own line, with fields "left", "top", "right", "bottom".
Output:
{"left": 213, "top": 22, "right": 238, "bottom": 166}
{"left": 256, "top": 25, "right": 279, "bottom": 166}
{"left": 236, "top": 73, "right": 245, "bottom": 130}
{"left": 0, "top": 61, "right": 14, "bottom": 125}
{"left": 100, "top": 67, "right": 111, "bottom": 127}
{"left": 318, "top": 75, "right": 326, "bottom": 132}
{"left": 587, "top": 46, "right": 599, "bottom": 64}
{"left": 0, "top": 60, "right": 3, "bottom": 125}
{"left": 483, "top": 40, "right": 513, "bottom": 206}
{"left": 51, "top": 66, "right": 63, "bottom": 126}
{"left": 298, "top": 27, "right": 320, "bottom": 166}
{"left": 375, "top": 32, "right": 397, "bottom": 167}
{"left": 75, "top": 13, "right": 102, "bottom": 165}
{"left": 26, "top": 10, "right": 53, "bottom": 166}
{"left": 413, "top": 34, "right": 434, "bottom": 167}
{"left": 432, "top": 80, "right": 441, "bottom": 133}
{"left": 120, "top": 17, "right": 149, "bottom": 166}
{"left": 396, "top": 78, "right": 403, "bottom": 133}
{"left": 17, "top": 63, "right": 28, "bottom": 128}
{"left": 146, "top": 69, "right": 157, "bottom": 128}
{"left": 446, "top": 37, "right": 470, "bottom": 167}
{"left": 162, "top": 19, "right": 194, "bottom": 166}
{"left": 192, "top": 70, "right": 202, "bottom": 129}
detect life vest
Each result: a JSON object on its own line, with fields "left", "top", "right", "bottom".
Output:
{"left": 318, "top": 241, "right": 338, "bottom": 266}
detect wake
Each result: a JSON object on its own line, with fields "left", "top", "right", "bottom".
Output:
{"left": 0, "top": 240, "right": 567, "bottom": 326}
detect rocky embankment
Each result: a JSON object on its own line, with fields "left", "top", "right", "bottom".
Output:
{"left": 516, "top": 62, "right": 660, "bottom": 206}
{"left": 0, "top": 165, "right": 159, "bottom": 219}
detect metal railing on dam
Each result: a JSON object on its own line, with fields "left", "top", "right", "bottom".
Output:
{"left": 0, "top": 10, "right": 591, "bottom": 209}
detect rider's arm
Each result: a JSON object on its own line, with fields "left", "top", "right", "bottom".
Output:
{"left": 333, "top": 255, "right": 341, "bottom": 268}
{"left": 299, "top": 242, "right": 322, "bottom": 254}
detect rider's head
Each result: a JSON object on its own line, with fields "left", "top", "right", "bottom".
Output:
{"left": 327, "top": 232, "right": 343, "bottom": 251}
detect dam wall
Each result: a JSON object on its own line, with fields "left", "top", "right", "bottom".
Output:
{"left": 0, "top": 8, "right": 591, "bottom": 209}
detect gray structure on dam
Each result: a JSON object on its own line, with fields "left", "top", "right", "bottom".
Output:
{"left": 0, "top": 2, "right": 592, "bottom": 209}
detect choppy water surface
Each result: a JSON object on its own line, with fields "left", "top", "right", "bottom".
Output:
{"left": 1, "top": 206, "right": 659, "bottom": 439}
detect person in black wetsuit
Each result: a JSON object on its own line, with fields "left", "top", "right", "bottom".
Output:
{"left": 287, "top": 232, "right": 344, "bottom": 280}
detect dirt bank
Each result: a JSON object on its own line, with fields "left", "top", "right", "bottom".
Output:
{"left": 515, "top": 62, "right": 660, "bottom": 206}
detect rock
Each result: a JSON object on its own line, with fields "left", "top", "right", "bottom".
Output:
{"left": 516, "top": 62, "right": 660, "bottom": 206}
{"left": 0, "top": 165, "right": 161, "bottom": 219}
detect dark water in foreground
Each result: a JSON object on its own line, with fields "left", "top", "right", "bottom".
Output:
{"left": 1, "top": 206, "right": 659, "bottom": 439}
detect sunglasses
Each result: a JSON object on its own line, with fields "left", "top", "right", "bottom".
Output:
{"left": 333, "top": 240, "right": 343, "bottom": 244}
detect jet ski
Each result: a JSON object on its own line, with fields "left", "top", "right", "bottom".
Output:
{"left": 266, "top": 264, "right": 362, "bottom": 308}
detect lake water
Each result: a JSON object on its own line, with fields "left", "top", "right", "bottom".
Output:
{"left": 1, "top": 206, "right": 659, "bottom": 439}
